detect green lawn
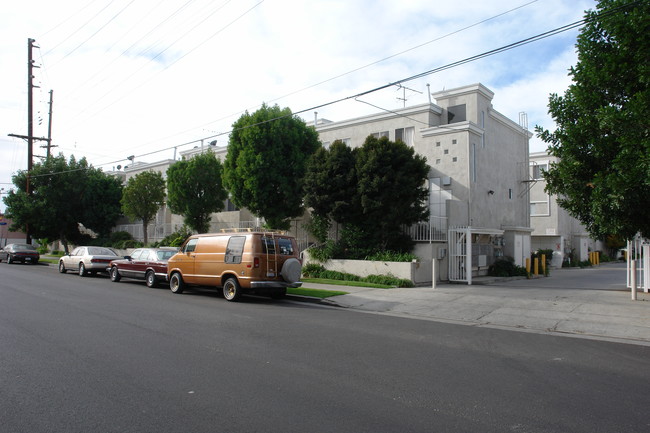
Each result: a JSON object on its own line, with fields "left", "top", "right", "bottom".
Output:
{"left": 301, "top": 278, "right": 392, "bottom": 289}
{"left": 287, "top": 287, "right": 348, "bottom": 298}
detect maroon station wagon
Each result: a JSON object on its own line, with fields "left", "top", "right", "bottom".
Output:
{"left": 108, "top": 247, "right": 179, "bottom": 288}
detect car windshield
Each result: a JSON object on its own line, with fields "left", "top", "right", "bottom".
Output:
{"left": 156, "top": 250, "right": 176, "bottom": 260}
{"left": 87, "top": 247, "right": 117, "bottom": 256}
{"left": 13, "top": 244, "right": 37, "bottom": 251}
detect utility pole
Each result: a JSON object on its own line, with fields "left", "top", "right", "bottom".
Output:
{"left": 7, "top": 38, "right": 40, "bottom": 243}
{"left": 42, "top": 89, "right": 56, "bottom": 158}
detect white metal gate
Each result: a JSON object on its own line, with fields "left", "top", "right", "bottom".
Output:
{"left": 627, "top": 236, "right": 650, "bottom": 292}
{"left": 449, "top": 227, "right": 471, "bottom": 284}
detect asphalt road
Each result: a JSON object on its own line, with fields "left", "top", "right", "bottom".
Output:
{"left": 1, "top": 263, "right": 649, "bottom": 433}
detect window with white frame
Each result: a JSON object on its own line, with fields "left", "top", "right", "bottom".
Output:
{"left": 530, "top": 162, "right": 548, "bottom": 180}
{"left": 395, "top": 127, "right": 414, "bottom": 146}
{"left": 371, "top": 131, "right": 389, "bottom": 139}
{"left": 530, "top": 199, "right": 550, "bottom": 216}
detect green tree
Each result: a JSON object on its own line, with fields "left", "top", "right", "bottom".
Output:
{"left": 3, "top": 153, "right": 123, "bottom": 253}
{"left": 354, "top": 135, "right": 429, "bottom": 251}
{"left": 223, "top": 104, "right": 320, "bottom": 230}
{"left": 303, "top": 140, "right": 359, "bottom": 226}
{"left": 121, "top": 170, "right": 166, "bottom": 245}
{"left": 166, "top": 150, "right": 228, "bottom": 233}
{"left": 303, "top": 136, "right": 429, "bottom": 255}
{"left": 536, "top": 0, "right": 650, "bottom": 239}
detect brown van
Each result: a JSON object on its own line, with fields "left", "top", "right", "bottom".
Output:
{"left": 167, "top": 231, "right": 302, "bottom": 301}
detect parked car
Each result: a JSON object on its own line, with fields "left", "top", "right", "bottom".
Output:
{"left": 167, "top": 231, "right": 302, "bottom": 301}
{"left": 108, "top": 247, "right": 179, "bottom": 288}
{"left": 58, "top": 246, "right": 120, "bottom": 276}
{"left": 0, "top": 243, "right": 40, "bottom": 264}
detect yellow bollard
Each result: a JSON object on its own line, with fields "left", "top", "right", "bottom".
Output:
{"left": 541, "top": 254, "right": 546, "bottom": 275}
{"left": 526, "top": 258, "right": 531, "bottom": 274}
{"left": 596, "top": 251, "right": 600, "bottom": 265}
{"left": 534, "top": 257, "right": 539, "bottom": 276}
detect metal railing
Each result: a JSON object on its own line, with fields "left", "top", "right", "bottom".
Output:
{"left": 406, "top": 216, "right": 448, "bottom": 242}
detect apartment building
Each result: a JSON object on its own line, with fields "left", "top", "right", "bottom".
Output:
{"left": 315, "top": 83, "right": 533, "bottom": 283}
{"left": 529, "top": 151, "right": 604, "bottom": 267}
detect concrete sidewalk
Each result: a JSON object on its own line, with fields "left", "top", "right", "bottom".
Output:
{"left": 301, "top": 262, "right": 650, "bottom": 346}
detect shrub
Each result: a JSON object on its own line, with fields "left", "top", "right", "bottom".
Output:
{"left": 154, "top": 226, "right": 192, "bottom": 247}
{"left": 365, "top": 250, "right": 419, "bottom": 262}
{"left": 302, "top": 263, "right": 326, "bottom": 277}
{"left": 488, "top": 257, "right": 528, "bottom": 277}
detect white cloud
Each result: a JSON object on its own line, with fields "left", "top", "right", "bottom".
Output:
{"left": 1, "top": 0, "right": 596, "bottom": 210}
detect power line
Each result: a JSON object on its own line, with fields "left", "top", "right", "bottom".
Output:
{"left": 91, "top": 0, "right": 543, "bottom": 158}
{"left": 93, "top": 12, "right": 598, "bottom": 169}
{"left": 9, "top": 1, "right": 639, "bottom": 180}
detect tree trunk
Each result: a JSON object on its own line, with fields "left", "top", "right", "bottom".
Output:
{"left": 142, "top": 221, "right": 148, "bottom": 245}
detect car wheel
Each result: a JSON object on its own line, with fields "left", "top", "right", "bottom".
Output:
{"left": 110, "top": 266, "right": 121, "bottom": 282}
{"left": 169, "top": 273, "right": 184, "bottom": 294}
{"left": 145, "top": 270, "right": 157, "bottom": 288}
{"left": 223, "top": 277, "right": 242, "bottom": 302}
{"left": 58, "top": 261, "right": 67, "bottom": 273}
{"left": 79, "top": 262, "right": 87, "bottom": 277}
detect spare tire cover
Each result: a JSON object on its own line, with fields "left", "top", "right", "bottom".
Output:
{"left": 281, "top": 258, "right": 301, "bottom": 283}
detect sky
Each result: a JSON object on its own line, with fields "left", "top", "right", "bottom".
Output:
{"left": 1, "top": 0, "right": 597, "bottom": 211}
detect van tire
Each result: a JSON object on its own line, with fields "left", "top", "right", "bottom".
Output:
{"left": 170, "top": 273, "right": 185, "bottom": 294}
{"left": 281, "top": 258, "right": 301, "bottom": 283}
{"left": 223, "top": 277, "right": 242, "bottom": 302}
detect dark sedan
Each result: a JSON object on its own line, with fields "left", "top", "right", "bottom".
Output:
{"left": 0, "top": 243, "right": 40, "bottom": 264}
{"left": 108, "top": 247, "right": 178, "bottom": 288}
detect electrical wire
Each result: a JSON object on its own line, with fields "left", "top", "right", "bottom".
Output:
{"left": 11, "top": 0, "right": 640, "bottom": 179}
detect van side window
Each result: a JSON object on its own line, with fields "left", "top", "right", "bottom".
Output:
{"left": 262, "top": 237, "right": 276, "bottom": 254}
{"left": 278, "top": 238, "right": 294, "bottom": 255}
{"left": 225, "top": 236, "right": 245, "bottom": 264}
{"left": 184, "top": 239, "right": 198, "bottom": 253}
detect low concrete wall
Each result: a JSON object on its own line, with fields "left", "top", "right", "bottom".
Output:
{"left": 323, "top": 258, "right": 415, "bottom": 281}
{"left": 302, "top": 250, "right": 433, "bottom": 285}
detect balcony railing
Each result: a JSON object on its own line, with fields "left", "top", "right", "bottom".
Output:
{"left": 405, "top": 216, "right": 448, "bottom": 242}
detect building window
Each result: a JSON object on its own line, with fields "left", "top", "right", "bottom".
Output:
{"left": 341, "top": 138, "right": 351, "bottom": 146}
{"left": 452, "top": 139, "right": 457, "bottom": 144}
{"left": 395, "top": 127, "right": 414, "bottom": 146}
{"left": 509, "top": 188, "right": 513, "bottom": 199}
{"left": 322, "top": 141, "right": 331, "bottom": 149}
{"left": 447, "top": 104, "right": 466, "bottom": 124}
{"left": 436, "top": 159, "right": 441, "bottom": 164}
{"left": 530, "top": 201, "right": 550, "bottom": 216}
{"left": 531, "top": 163, "right": 548, "bottom": 180}
{"left": 436, "top": 141, "right": 441, "bottom": 147}
{"left": 452, "top": 157, "right": 458, "bottom": 162}
{"left": 371, "top": 131, "right": 389, "bottom": 139}
{"left": 444, "top": 149, "right": 449, "bottom": 154}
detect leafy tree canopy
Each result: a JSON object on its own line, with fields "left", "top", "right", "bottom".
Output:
{"left": 223, "top": 104, "right": 320, "bottom": 230}
{"left": 536, "top": 0, "right": 650, "bottom": 239}
{"left": 166, "top": 150, "right": 228, "bottom": 233}
{"left": 3, "top": 153, "right": 123, "bottom": 252}
{"left": 121, "top": 170, "right": 166, "bottom": 244}
{"left": 304, "top": 135, "right": 429, "bottom": 255}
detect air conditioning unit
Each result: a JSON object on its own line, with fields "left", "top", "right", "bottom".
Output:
{"left": 442, "top": 177, "right": 452, "bottom": 186}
